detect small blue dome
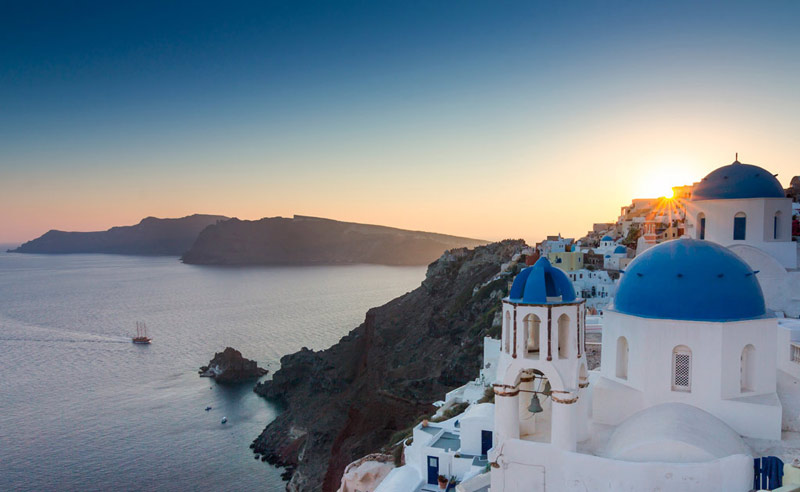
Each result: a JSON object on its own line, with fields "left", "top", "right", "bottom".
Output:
{"left": 601, "top": 235, "right": 613, "bottom": 241}
{"left": 614, "top": 245, "right": 627, "bottom": 254}
{"left": 508, "top": 257, "right": 577, "bottom": 304}
{"left": 692, "top": 161, "right": 785, "bottom": 200}
{"left": 614, "top": 239, "right": 766, "bottom": 321}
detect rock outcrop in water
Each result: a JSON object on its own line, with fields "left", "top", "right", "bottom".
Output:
{"left": 199, "top": 347, "right": 268, "bottom": 383}
{"left": 252, "top": 240, "right": 524, "bottom": 491}
{"left": 181, "top": 215, "right": 488, "bottom": 266}
{"left": 10, "top": 214, "right": 228, "bottom": 256}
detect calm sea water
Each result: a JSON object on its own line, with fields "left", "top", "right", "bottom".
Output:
{"left": 0, "top": 251, "right": 425, "bottom": 491}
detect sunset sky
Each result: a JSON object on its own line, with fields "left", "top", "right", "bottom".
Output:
{"left": 2, "top": 1, "right": 799, "bottom": 245}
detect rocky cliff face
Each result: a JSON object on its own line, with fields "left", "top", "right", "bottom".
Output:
{"left": 199, "top": 347, "right": 268, "bottom": 383}
{"left": 10, "top": 214, "right": 228, "bottom": 256}
{"left": 181, "top": 215, "right": 488, "bottom": 266}
{"left": 252, "top": 240, "right": 524, "bottom": 491}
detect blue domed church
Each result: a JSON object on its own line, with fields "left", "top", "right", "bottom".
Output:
{"left": 490, "top": 238, "right": 787, "bottom": 492}
{"left": 593, "top": 238, "right": 780, "bottom": 440}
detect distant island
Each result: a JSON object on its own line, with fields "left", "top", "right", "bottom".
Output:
{"left": 181, "top": 215, "right": 489, "bottom": 266}
{"left": 9, "top": 214, "right": 228, "bottom": 256}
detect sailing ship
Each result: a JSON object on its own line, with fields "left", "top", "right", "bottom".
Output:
{"left": 132, "top": 321, "right": 152, "bottom": 344}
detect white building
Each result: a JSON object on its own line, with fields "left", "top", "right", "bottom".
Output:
{"left": 567, "top": 269, "right": 616, "bottom": 311}
{"left": 602, "top": 244, "right": 628, "bottom": 271}
{"left": 685, "top": 159, "right": 800, "bottom": 316}
{"left": 489, "top": 240, "right": 799, "bottom": 492}
{"left": 373, "top": 339, "right": 501, "bottom": 492}
{"left": 375, "top": 403, "right": 495, "bottom": 492}
{"left": 537, "top": 234, "right": 572, "bottom": 256}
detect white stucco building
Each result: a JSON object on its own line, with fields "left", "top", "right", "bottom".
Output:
{"left": 566, "top": 269, "right": 616, "bottom": 311}
{"left": 489, "top": 240, "right": 799, "bottom": 492}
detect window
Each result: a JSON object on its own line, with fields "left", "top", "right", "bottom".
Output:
{"left": 616, "top": 336, "right": 629, "bottom": 380}
{"left": 672, "top": 345, "right": 692, "bottom": 392}
{"left": 774, "top": 212, "right": 782, "bottom": 240}
{"left": 791, "top": 343, "right": 800, "bottom": 364}
{"left": 733, "top": 212, "right": 746, "bottom": 240}
{"left": 698, "top": 213, "right": 706, "bottom": 240}
{"left": 524, "top": 314, "right": 540, "bottom": 353}
{"left": 741, "top": 344, "right": 755, "bottom": 392}
{"left": 558, "top": 314, "right": 570, "bottom": 359}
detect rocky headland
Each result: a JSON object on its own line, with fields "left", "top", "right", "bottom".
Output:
{"left": 251, "top": 240, "right": 524, "bottom": 491}
{"left": 199, "top": 347, "right": 268, "bottom": 383}
{"left": 10, "top": 214, "right": 228, "bottom": 256}
{"left": 181, "top": 215, "right": 488, "bottom": 266}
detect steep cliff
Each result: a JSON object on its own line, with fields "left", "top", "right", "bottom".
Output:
{"left": 252, "top": 240, "right": 524, "bottom": 491}
{"left": 10, "top": 214, "right": 228, "bottom": 256}
{"left": 181, "top": 215, "right": 488, "bottom": 266}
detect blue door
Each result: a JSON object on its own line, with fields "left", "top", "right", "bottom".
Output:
{"left": 481, "top": 430, "right": 493, "bottom": 455}
{"left": 427, "top": 456, "right": 439, "bottom": 485}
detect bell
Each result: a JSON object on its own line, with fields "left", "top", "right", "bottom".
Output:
{"left": 541, "top": 380, "right": 552, "bottom": 397}
{"left": 527, "top": 394, "right": 543, "bottom": 414}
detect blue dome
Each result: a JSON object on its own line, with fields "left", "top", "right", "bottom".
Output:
{"left": 692, "top": 161, "right": 785, "bottom": 200}
{"left": 614, "top": 239, "right": 766, "bottom": 321}
{"left": 508, "top": 257, "right": 577, "bottom": 304}
{"left": 601, "top": 235, "right": 613, "bottom": 241}
{"left": 614, "top": 245, "right": 627, "bottom": 254}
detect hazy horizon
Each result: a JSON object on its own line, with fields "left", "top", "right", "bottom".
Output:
{"left": 3, "top": 1, "right": 800, "bottom": 244}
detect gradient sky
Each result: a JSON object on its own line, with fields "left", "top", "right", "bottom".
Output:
{"left": 2, "top": 1, "right": 799, "bottom": 244}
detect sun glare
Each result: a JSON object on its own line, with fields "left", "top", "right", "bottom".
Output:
{"left": 634, "top": 158, "right": 700, "bottom": 199}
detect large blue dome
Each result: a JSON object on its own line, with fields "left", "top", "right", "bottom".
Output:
{"left": 614, "top": 239, "right": 766, "bottom": 321}
{"left": 692, "top": 161, "right": 785, "bottom": 200}
{"left": 508, "top": 257, "right": 577, "bottom": 304}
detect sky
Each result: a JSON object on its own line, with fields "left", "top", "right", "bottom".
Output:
{"left": 2, "top": 0, "right": 800, "bottom": 245}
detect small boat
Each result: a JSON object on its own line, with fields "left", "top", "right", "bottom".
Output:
{"left": 132, "top": 321, "right": 152, "bottom": 344}
{"left": 205, "top": 406, "right": 212, "bottom": 411}
{"left": 221, "top": 417, "right": 228, "bottom": 424}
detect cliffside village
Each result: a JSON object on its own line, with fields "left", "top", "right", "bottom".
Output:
{"left": 338, "top": 162, "right": 800, "bottom": 492}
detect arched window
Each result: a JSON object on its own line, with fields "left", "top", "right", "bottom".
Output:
{"left": 774, "top": 211, "right": 782, "bottom": 240}
{"left": 733, "top": 212, "right": 746, "bottom": 240}
{"left": 616, "top": 336, "right": 629, "bottom": 380}
{"left": 697, "top": 213, "right": 706, "bottom": 240}
{"left": 524, "top": 314, "right": 540, "bottom": 354}
{"left": 557, "top": 314, "right": 570, "bottom": 359}
{"left": 504, "top": 311, "right": 511, "bottom": 353}
{"left": 741, "top": 344, "right": 755, "bottom": 392}
{"left": 672, "top": 345, "right": 692, "bottom": 392}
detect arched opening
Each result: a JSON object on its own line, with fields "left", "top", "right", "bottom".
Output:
{"left": 504, "top": 311, "right": 511, "bottom": 353}
{"left": 616, "top": 336, "right": 629, "bottom": 380}
{"left": 774, "top": 211, "right": 782, "bottom": 240}
{"left": 672, "top": 345, "right": 692, "bottom": 392}
{"left": 741, "top": 344, "right": 755, "bottom": 392}
{"left": 557, "top": 314, "right": 570, "bottom": 359}
{"left": 524, "top": 314, "right": 540, "bottom": 355}
{"left": 697, "top": 213, "right": 706, "bottom": 240}
{"left": 509, "top": 369, "right": 556, "bottom": 444}
{"left": 733, "top": 212, "right": 747, "bottom": 240}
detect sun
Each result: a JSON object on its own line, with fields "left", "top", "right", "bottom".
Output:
{"left": 634, "top": 159, "right": 699, "bottom": 199}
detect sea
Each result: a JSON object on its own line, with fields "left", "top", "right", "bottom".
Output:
{"left": 0, "top": 249, "right": 426, "bottom": 491}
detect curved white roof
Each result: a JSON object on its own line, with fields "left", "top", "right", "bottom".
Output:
{"left": 602, "top": 403, "right": 751, "bottom": 463}
{"left": 374, "top": 466, "right": 422, "bottom": 492}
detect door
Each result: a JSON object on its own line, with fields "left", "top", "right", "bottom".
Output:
{"left": 427, "top": 456, "right": 439, "bottom": 485}
{"left": 481, "top": 430, "right": 493, "bottom": 455}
